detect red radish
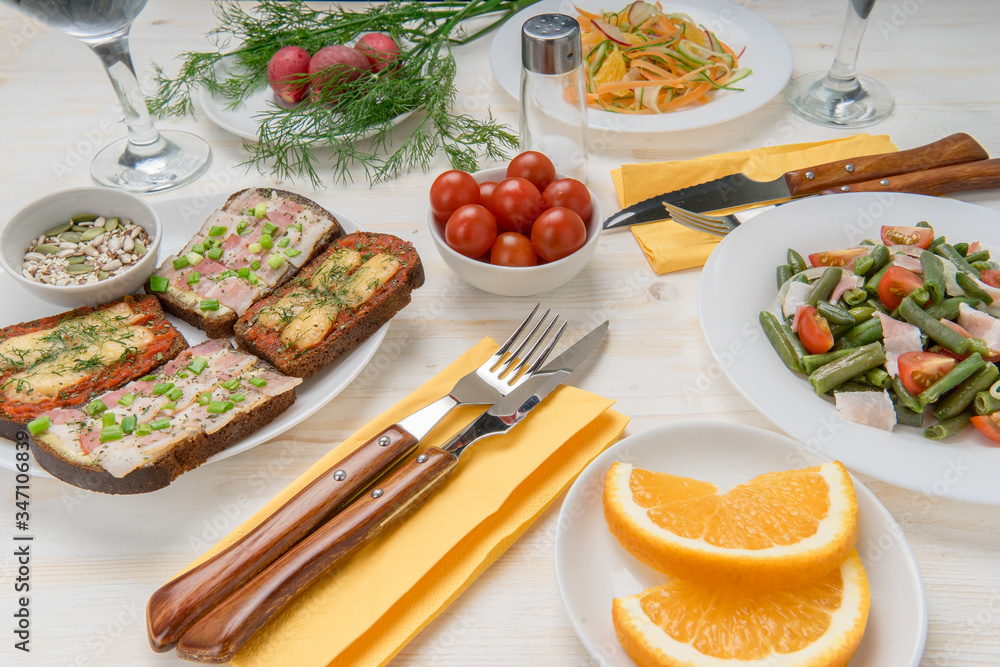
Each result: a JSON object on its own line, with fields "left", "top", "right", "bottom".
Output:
{"left": 591, "top": 19, "right": 631, "bottom": 46}
{"left": 308, "top": 45, "right": 372, "bottom": 100}
{"left": 626, "top": 1, "right": 660, "bottom": 27}
{"left": 354, "top": 33, "right": 401, "bottom": 72}
{"left": 267, "top": 46, "right": 311, "bottom": 104}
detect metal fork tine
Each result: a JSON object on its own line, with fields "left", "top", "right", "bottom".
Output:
{"left": 497, "top": 308, "right": 551, "bottom": 376}
{"left": 493, "top": 303, "right": 540, "bottom": 360}
{"left": 662, "top": 203, "right": 731, "bottom": 236}
{"left": 523, "top": 320, "right": 567, "bottom": 378}
{"left": 507, "top": 315, "right": 560, "bottom": 382}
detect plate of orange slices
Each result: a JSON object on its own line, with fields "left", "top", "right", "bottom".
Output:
{"left": 554, "top": 421, "right": 927, "bottom": 666}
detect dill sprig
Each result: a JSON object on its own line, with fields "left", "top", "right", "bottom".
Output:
{"left": 148, "top": 0, "right": 538, "bottom": 187}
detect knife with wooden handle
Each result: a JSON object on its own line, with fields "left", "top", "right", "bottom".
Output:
{"left": 818, "top": 157, "right": 1000, "bottom": 196}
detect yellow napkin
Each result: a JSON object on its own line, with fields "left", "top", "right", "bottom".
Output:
{"left": 178, "top": 339, "right": 629, "bottom": 667}
{"left": 611, "top": 134, "right": 899, "bottom": 274}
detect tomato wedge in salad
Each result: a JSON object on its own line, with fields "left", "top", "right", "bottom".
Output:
{"left": 881, "top": 225, "right": 934, "bottom": 249}
{"left": 897, "top": 351, "right": 956, "bottom": 395}
{"left": 808, "top": 247, "right": 867, "bottom": 268}
{"left": 971, "top": 414, "right": 1000, "bottom": 445}
{"left": 796, "top": 305, "right": 834, "bottom": 354}
{"left": 981, "top": 269, "right": 1000, "bottom": 288}
{"left": 878, "top": 266, "right": 924, "bottom": 310}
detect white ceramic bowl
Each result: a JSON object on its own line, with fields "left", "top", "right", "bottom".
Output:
{"left": 428, "top": 167, "right": 602, "bottom": 297}
{"left": 0, "top": 187, "right": 162, "bottom": 308}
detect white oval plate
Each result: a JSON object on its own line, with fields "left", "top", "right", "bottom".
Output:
{"left": 0, "top": 192, "right": 387, "bottom": 478}
{"left": 490, "top": 0, "right": 792, "bottom": 133}
{"left": 555, "top": 422, "right": 927, "bottom": 667}
{"left": 699, "top": 193, "right": 1000, "bottom": 504}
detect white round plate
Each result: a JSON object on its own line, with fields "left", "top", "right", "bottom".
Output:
{"left": 699, "top": 193, "right": 1000, "bottom": 504}
{"left": 198, "top": 60, "right": 412, "bottom": 143}
{"left": 490, "top": 0, "right": 792, "bottom": 133}
{"left": 555, "top": 422, "right": 927, "bottom": 667}
{"left": 0, "top": 192, "right": 387, "bottom": 478}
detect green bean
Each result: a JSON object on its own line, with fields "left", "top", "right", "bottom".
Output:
{"left": 933, "top": 363, "right": 1000, "bottom": 421}
{"left": 924, "top": 412, "right": 973, "bottom": 440}
{"left": 781, "top": 324, "right": 809, "bottom": 370}
{"left": 935, "top": 242, "right": 982, "bottom": 279}
{"left": 956, "top": 272, "right": 993, "bottom": 305}
{"left": 869, "top": 244, "right": 891, "bottom": 274}
{"left": 865, "top": 367, "right": 892, "bottom": 389}
{"left": 972, "top": 261, "right": 995, "bottom": 272}
{"left": 893, "top": 401, "right": 924, "bottom": 427}
{"left": 776, "top": 264, "right": 792, "bottom": 290}
{"left": 974, "top": 390, "right": 1000, "bottom": 415}
{"left": 899, "top": 296, "right": 971, "bottom": 355}
{"left": 966, "top": 250, "right": 991, "bottom": 264}
{"left": 830, "top": 321, "right": 854, "bottom": 338}
{"left": 805, "top": 267, "right": 843, "bottom": 307}
{"left": 843, "top": 289, "right": 868, "bottom": 307}
{"left": 833, "top": 317, "right": 883, "bottom": 350}
{"left": 760, "top": 312, "right": 800, "bottom": 372}
{"left": 787, "top": 248, "right": 807, "bottom": 274}
{"left": 892, "top": 376, "right": 923, "bottom": 412}
{"left": 852, "top": 255, "right": 875, "bottom": 278}
{"left": 831, "top": 381, "right": 880, "bottom": 394}
{"left": 809, "top": 342, "right": 886, "bottom": 395}
{"left": 929, "top": 235, "right": 947, "bottom": 251}
{"left": 802, "top": 349, "right": 854, "bottom": 374}
{"left": 954, "top": 242, "right": 970, "bottom": 256}
{"left": 859, "top": 239, "right": 876, "bottom": 246}
{"left": 848, "top": 306, "right": 876, "bottom": 324}
{"left": 916, "top": 221, "right": 933, "bottom": 229}
{"left": 924, "top": 297, "right": 981, "bottom": 321}
{"left": 918, "top": 353, "right": 985, "bottom": 406}
{"left": 816, "top": 301, "right": 855, "bottom": 326}
{"left": 920, "top": 250, "right": 945, "bottom": 304}
{"left": 865, "top": 263, "right": 891, "bottom": 297}
{"left": 865, "top": 298, "right": 889, "bottom": 315}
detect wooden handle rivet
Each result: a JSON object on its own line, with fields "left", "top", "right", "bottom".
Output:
{"left": 371, "top": 488, "right": 384, "bottom": 498}
{"left": 416, "top": 454, "right": 428, "bottom": 463}
{"left": 880, "top": 179, "right": 890, "bottom": 186}
{"left": 805, "top": 171, "right": 815, "bottom": 180}
{"left": 334, "top": 470, "right": 347, "bottom": 481}
{"left": 840, "top": 185, "right": 851, "bottom": 192}
{"left": 378, "top": 435, "right": 391, "bottom": 446}
{"left": 845, "top": 163, "right": 855, "bottom": 172}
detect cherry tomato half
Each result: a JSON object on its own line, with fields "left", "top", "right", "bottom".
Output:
{"left": 479, "top": 181, "right": 498, "bottom": 211}
{"left": 981, "top": 269, "right": 1000, "bottom": 289}
{"left": 531, "top": 207, "right": 587, "bottom": 262}
{"left": 490, "top": 232, "right": 538, "bottom": 267}
{"left": 506, "top": 151, "right": 556, "bottom": 194}
{"left": 491, "top": 177, "right": 544, "bottom": 235}
{"left": 878, "top": 265, "right": 924, "bottom": 310}
{"left": 430, "top": 170, "right": 480, "bottom": 221}
{"left": 881, "top": 225, "right": 934, "bottom": 249}
{"left": 897, "top": 351, "right": 956, "bottom": 395}
{"left": 542, "top": 178, "right": 592, "bottom": 221}
{"left": 808, "top": 247, "right": 868, "bottom": 268}
{"left": 971, "top": 414, "right": 1000, "bottom": 445}
{"left": 796, "top": 305, "right": 834, "bottom": 355}
{"left": 445, "top": 204, "right": 497, "bottom": 258}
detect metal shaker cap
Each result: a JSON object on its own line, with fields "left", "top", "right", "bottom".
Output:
{"left": 521, "top": 14, "right": 581, "bottom": 75}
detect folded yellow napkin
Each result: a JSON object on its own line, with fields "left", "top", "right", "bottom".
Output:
{"left": 611, "top": 134, "right": 899, "bottom": 274}
{"left": 177, "top": 339, "right": 629, "bottom": 667}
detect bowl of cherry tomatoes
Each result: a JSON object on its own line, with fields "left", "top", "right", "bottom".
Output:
{"left": 427, "top": 151, "right": 602, "bottom": 296}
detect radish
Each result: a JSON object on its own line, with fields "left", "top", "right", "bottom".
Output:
{"left": 307, "top": 45, "right": 372, "bottom": 100}
{"left": 354, "top": 33, "right": 401, "bottom": 72}
{"left": 267, "top": 46, "right": 311, "bottom": 104}
{"left": 626, "top": 1, "right": 661, "bottom": 27}
{"left": 591, "top": 19, "right": 631, "bottom": 47}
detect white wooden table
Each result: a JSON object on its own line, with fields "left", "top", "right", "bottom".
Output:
{"left": 2, "top": 1, "right": 1000, "bottom": 665}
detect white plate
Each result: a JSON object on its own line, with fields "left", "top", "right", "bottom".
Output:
{"left": 0, "top": 192, "right": 388, "bottom": 478}
{"left": 198, "top": 60, "right": 412, "bottom": 143}
{"left": 555, "top": 422, "right": 927, "bottom": 667}
{"left": 490, "top": 0, "right": 792, "bottom": 133}
{"left": 699, "top": 193, "right": 1000, "bottom": 504}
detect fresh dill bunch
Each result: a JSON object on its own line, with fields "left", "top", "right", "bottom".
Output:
{"left": 148, "top": 0, "right": 539, "bottom": 187}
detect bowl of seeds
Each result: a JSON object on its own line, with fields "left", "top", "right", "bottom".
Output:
{"left": 0, "top": 187, "right": 162, "bottom": 307}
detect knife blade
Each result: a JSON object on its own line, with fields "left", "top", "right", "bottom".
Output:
{"left": 173, "top": 321, "right": 609, "bottom": 663}
{"left": 602, "top": 133, "right": 989, "bottom": 229}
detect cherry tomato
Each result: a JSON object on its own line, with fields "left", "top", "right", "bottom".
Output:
{"left": 479, "top": 181, "right": 498, "bottom": 210}
{"left": 971, "top": 414, "right": 1000, "bottom": 445}
{"left": 878, "top": 266, "right": 924, "bottom": 310}
{"left": 530, "top": 207, "right": 587, "bottom": 262}
{"left": 506, "top": 151, "right": 556, "bottom": 193}
{"left": 491, "top": 177, "right": 544, "bottom": 235}
{"left": 490, "top": 232, "right": 538, "bottom": 267}
{"left": 897, "top": 351, "right": 956, "bottom": 395}
{"left": 430, "top": 170, "right": 480, "bottom": 221}
{"left": 808, "top": 247, "right": 868, "bottom": 268}
{"left": 981, "top": 270, "right": 1000, "bottom": 289}
{"left": 542, "top": 178, "right": 592, "bottom": 221}
{"left": 445, "top": 204, "right": 497, "bottom": 258}
{"left": 796, "top": 305, "right": 834, "bottom": 355}
{"left": 881, "top": 225, "right": 934, "bottom": 249}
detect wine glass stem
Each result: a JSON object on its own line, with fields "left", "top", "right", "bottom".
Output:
{"left": 825, "top": 0, "right": 877, "bottom": 93}
{"left": 86, "top": 31, "right": 164, "bottom": 151}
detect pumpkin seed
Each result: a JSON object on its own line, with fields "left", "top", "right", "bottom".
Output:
{"left": 34, "top": 244, "right": 61, "bottom": 255}
{"left": 59, "top": 231, "right": 83, "bottom": 243}
{"left": 98, "top": 270, "right": 109, "bottom": 280}
{"left": 43, "top": 221, "right": 72, "bottom": 236}
{"left": 80, "top": 227, "right": 104, "bottom": 242}
{"left": 66, "top": 264, "right": 95, "bottom": 274}
{"left": 71, "top": 224, "right": 90, "bottom": 232}
{"left": 67, "top": 255, "right": 87, "bottom": 265}
{"left": 71, "top": 213, "right": 98, "bottom": 223}
{"left": 134, "top": 241, "right": 145, "bottom": 256}
{"left": 104, "top": 217, "right": 119, "bottom": 232}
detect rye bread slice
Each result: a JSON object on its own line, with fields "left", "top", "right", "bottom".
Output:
{"left": 147, "top": 188, "right": 345, "bottom": 339}
{"left": 234, "top": 232, "right": 424, "bottom": 378}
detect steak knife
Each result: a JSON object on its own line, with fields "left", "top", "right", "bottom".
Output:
{"left": 603, "top": 133, "right": 988, "bottom": 229}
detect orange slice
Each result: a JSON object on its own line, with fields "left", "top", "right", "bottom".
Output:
{"left": 612, "top": 551, "right": 870, "bottom": 666}
{"left": 603, "top": 461, "right": 859, "bottom": 588}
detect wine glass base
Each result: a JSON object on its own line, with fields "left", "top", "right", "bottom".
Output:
{"left": 784, "top": 71, "right": 894, "bottom": 128}
{"left": 90, "top": 130, "right": 212, "bottom": 193}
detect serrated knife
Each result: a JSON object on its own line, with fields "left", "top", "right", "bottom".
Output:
{"left": 603, "top": 133, "right": 989, "bottom": 229}
{"left": 173, "top": 321, "right": 609, "bottom": 664}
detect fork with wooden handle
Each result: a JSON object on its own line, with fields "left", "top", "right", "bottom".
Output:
{"left": 146, "top": 306, "right": 565, "bottom": 652}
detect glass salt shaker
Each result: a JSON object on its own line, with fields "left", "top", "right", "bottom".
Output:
{"left": 520, "top": 14, "right": 588, "bottom": 182}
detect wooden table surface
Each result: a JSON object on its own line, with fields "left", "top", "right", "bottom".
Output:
{"left": 2, "top": 1, "right": 1000, "bottom": 665}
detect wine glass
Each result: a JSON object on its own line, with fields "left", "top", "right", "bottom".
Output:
{"left": 784, "top": 0, "right": 894, "bottom": 127}
{"left": 0, "top": 0, "right": 211, "bottom": 192}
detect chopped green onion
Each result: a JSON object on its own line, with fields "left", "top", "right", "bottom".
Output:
{"left": 267, "top": 254, "right": 285, "bottom": 270}
{"left": 262, "top": 222, "right": 278, "bottom": 237}
{"left": 117, "top": 393, "right": 136, "bottom": 407}
{"left": 152, "top": 382, "right": 174, "bottom": 395}
{"left": 135, "top": 423, "right": 152, "bottom": 436}
{"left": 162, "top": 401, "right": 176, "bottom": 412}
{"left": 292, "top": 222, "right": 303, "bottom": 233}
{"left": 236, "top": 220, "right": 248, "bottom": 234}
{"left": 85, "top": 399, "right": 108, "bottom": 416}
{"left": 100, "top": 425, "right": 125, "bottom": 442}
{"left": 277, "top": 237, "right": 290, "bottom": 248}
{"left": 197, "top": 392, "right": 212, "bottom": 406}
{"left": 237, "top": 267, "right": 250, "bottom": 279}
{"left": 200, "top": 299, "right": 220, "bottom": 311}
{"left": 102, "top": 412, "right": 117, "bottom": 427}
{"left": 230, "top": 393, "right": 246, "bottom": 402}
{"left": 248, "top": 273, "right": 259, "bottom": 286}
{"left": 173, "top": 256, "right": 190, "bottom": 270}
{"left": 27, "top": 416, "right": 50, "bottom": 436}
{"left": 185, "top": 251, "right": 204, "bottom": 266}
{"left": 166, "top": 387, "right": 183, "bottom": 401}
{"left": 120, "top": 415, "right": 136, "bottom": 434}
{"left": 207, "top": 400, "right": 234, "bottom": 414}
{"left": 188, "top": 357, "right": 208, "bottom": 375}
{"left": 284, "top": 248, "right": 301, "bottom": 258}
{"left": 187, "top": 271, "right": 201, "bottom": 285}
{"left": 192, "top": 243, "right": 205, "bottom": 254}
{"left": 221, "top": 378, "right": 240, "bottom": 391}
{"left": 252, "top": 204, "right": 266, "bottom": 218}
{"left": 175, "top": 371, "right": 189, "bottom": 379}
{"left": 206, "top": 247, "right": 223, "bottom": 260}
{"left": 140, "top": 375, "right": 157, "bottom": 382}
{"left": 248, "top": 243, "right": 262, "bottom": 254}
{"left": 250, "top": 259, "right": 261, "bottom": 270}
{"left": 248, "top": 377, "right": 268, "bottom": 388}
{"left": 149, "top": 275, "right": 169, "bottom": 293}
{"left": 260, "top": 235, "right": 274, "bottom": 250}
{"left": 208, "top": 225, "right": 227, "bottom": 236}
{"left": 218, "top": 269, "right": 237, "bottom": 280}
{"left": 150, "top": 417, "right": 170, "bottom": 430}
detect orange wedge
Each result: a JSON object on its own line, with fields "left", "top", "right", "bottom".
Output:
{"left": 612, "top": 551, "right": 870, "bottom": 666}
{"left": 603, "top": 461, "right": 859, "bottom": 588}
